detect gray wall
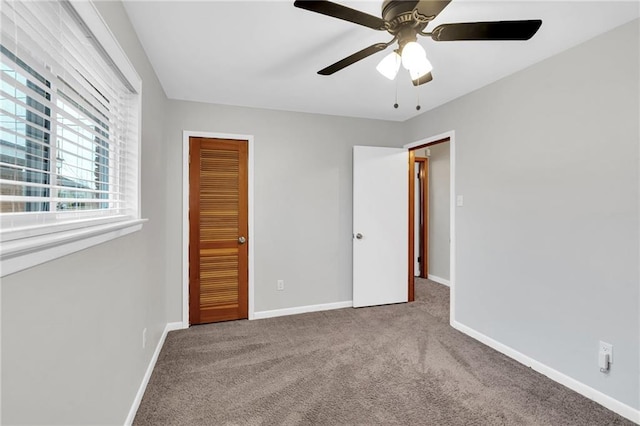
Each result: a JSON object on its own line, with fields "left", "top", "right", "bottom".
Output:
{"left": 405, "top": 19, "right": 640, "bottom": 409}
{"left": 2, "top": 2, "right": 638, "bottom": 423}
{"left": 1, "top": 2, "right": 169, "bottom": 424}
{"left": 428, "top": 142, "right": 450, "bottom": 281}
{"left": 163, "top": 102, "right": 405, "bottom": 317}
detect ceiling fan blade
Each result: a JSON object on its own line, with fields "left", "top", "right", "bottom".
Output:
{"left": 431, "top": 20, "right": 542, "bottom": 41}
{"left": 318, "top": 43, "right": 389, "bottom": 75}
{"left": 294, "top": 0, "right": 387, "bottom": 31}
{"left": 414, "top": 0, "right": 452, "bottom": 20}
{"left": 412, "top": 72, "right": 433, "bottom": 87}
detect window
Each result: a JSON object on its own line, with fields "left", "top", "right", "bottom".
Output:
{"left": 0, "top": 0, "right": 143, "bottom": 276}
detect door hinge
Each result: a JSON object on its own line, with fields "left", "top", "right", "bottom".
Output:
{"left": 417, "top": 256, "right": 421, "bottom": 263}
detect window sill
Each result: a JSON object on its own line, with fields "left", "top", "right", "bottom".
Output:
{"left": 0, "top": 218, "right": 148, "bottom": 277}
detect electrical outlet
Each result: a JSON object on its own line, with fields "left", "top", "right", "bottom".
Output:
{"left": 599, "top": 341, "right": 613, "bottom": 363}
{"left": 277, "top": 280, "right": 284, "bottom": 291}
{"left": 142, "top": 328, "right": 147, "bottom": 349}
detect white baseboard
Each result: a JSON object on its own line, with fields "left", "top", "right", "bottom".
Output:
{"left": 451, "top": 320, "right": 640, "bottom": 424}
{"left": 124, "top": 321, "right": 186, "bottom": 425}
{"left": 253, "top": 301, "right": 352, "bottom": 320}
{"left": 428, "top": 274, "right": 450, "bottom": 286}
{"left": 166, "top": 322, "right": 185, "bottom": 332}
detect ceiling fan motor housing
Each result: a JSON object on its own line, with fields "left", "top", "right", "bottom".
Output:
{"left": 381, "top": 0, "right": 417, "bottom": 24}
{"left": 381, "top": 1, "right": 428, "bottom": 49}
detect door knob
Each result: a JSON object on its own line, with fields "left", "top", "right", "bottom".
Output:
{"left": 355, "top": 233, "right": 363, "bottom": 239}
{"left": 238, "top": 236, "right": 246, "bottom": 244}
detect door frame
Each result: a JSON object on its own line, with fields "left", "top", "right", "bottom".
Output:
{"left": 404, "top": 130, "right": 456, "bottom": 325}
{"left": 182, "top": 131, "right": 255, "bottom": 327}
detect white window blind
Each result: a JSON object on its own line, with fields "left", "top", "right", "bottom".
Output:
{"left": 0, "top": 0, "right": 140, "bottom": 239}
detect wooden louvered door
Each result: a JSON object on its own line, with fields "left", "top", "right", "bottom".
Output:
{"left": 189, "top": 137, "right": 248, "bottom": 324}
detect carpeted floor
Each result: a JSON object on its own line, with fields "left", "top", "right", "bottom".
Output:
{"left": 134, "top": 279, "right": 633, "bottom": 425}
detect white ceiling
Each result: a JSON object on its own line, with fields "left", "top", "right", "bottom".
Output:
{"left": 122, "top": 1, "right": 639, "bottom": 121}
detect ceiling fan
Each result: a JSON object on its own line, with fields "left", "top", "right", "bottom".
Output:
{"left": 294, "top": 0, "right": 542, "bottom": 87}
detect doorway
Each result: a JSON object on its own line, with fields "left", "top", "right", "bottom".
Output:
{"left": 414, "top": 156, "right": 429, "bottom": 279}
{"left": 182, "top": 132, "right": 255, "bottom": 327}
{"left": 406, "top": 134, "right": 453, "bottom": 313}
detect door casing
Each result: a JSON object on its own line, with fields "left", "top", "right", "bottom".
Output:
{"left": 182, "top": 131, "right": 255, "bottom": 328}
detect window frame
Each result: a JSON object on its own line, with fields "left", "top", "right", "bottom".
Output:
{"left": 0, "top": 0, "right": 145, "bottom": 277}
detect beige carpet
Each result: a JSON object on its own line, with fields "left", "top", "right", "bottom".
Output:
{"left": 134, "top": 279, "right": 633, "bottom": 425}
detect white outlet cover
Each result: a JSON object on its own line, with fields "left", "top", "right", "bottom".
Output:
{"left": 599, "top": 341, "right": 613, "bottom": 363}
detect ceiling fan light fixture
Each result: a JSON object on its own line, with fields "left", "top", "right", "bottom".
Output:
{"left": 408, "top": 55, "right": 433, "bottom": 80}
{"left": 376, "top": 51, "right": 401, "bottom": 80}
{"left": 400, "top": 41, "right": 426, "bottom": 71}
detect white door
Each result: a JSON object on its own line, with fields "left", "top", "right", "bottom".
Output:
{"left": 353, "top": 146, "right": 408, "bottom": 308}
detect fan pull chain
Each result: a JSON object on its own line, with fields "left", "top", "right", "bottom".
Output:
{"left": 416, "top": 84, "right": 421, "bottom": 111}
{"left": 393, "top": 74, "right": 399, "bottom": 109}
